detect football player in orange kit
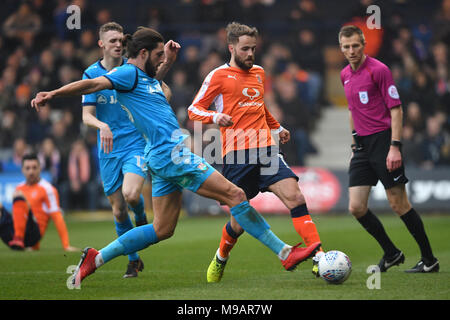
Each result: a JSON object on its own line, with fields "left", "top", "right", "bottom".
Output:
{"left": 188, "top": 22, "right": 324, "bottom": 282}
{"left": 4, "top": 153, "right": 79, "bottom": 251}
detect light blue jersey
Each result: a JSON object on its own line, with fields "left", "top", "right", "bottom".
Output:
{"left": 82, "top": 59, "right": 147, "bottom": 196}
{"left": 82, "top": 59, "right": 146, "bottom": 159}
{"left": 103, "top": 63, "right": 215, "bottom": 196}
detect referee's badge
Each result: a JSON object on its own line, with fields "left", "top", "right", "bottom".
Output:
{"left": 359, "top": 91, "right": 369, "bottom": 104}
{"left": 388, "top": 85, "right": 400, "bottom": 99}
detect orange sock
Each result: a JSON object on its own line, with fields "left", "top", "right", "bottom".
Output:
{"left": 291, "top": 204, "right": 323, "bottom": 252}
{"left": 218, "top": 222, "right": 238, "bottom": 259}
{"left": 12, "top": 197, "right": 29, "bottom": 239}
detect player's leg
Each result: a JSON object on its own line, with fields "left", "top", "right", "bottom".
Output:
{"left": 349, "top": 140, "right": 404, "bottom": 271}
{"left": 121, "top": 153, "right": 148, "bottom": 225}
{"left": 0, "top": 204, "right": 14, "bottom": 247}
{"left": 72, "top": 178, "right": 181, "bottom": 286}
{"left": 196, "top": 170, "right": 321, "bottom": 271}
{"left": 349, "top": 185, "right": 403, "bottom": 271}
{"left": 23, "top": 210, "right": 41, "bottom": 248}
{"left": 101, "top": 156, "right": 145, "bottom": 276}
{"left": 107, "top": 188, "right": 144, "bottom": 277}
{"left": 268, "top": 177, "right": 322, "bottom": 249}
{"left": 8, "top": 191, "right": 30, "bottom": 250}
{"left": 31, "top": 213, "right": 50, "bottom": 251}
{"left": 267, "top": 177, "right": 324, "bottom": 276}
{"left": 98, "top": 190, "right": 181, "bottom": 264}
{"left": 385, "top": 184, "right": 439, "bottom": 272}
{"left": 207, "top": 160, "right": 255, "bottom": 279}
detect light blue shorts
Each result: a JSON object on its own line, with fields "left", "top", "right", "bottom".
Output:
{"left": 99, "top": 151, "right": 147, "bottom": 196}
{"left": 147, "top": 144, "right": 216, "bottom": 197}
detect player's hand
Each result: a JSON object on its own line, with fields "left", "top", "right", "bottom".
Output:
{"left": 99, "top": 123, "right": 113, "bottom": 154}
{"left": 215, "top": 113, "right": 233, "bottom": 127}
{"left": 386, "top": 146, "right": 402, "bottom": 172}
{"left": 31, "top": 91, "right": 54, "bottom": 112}
{"left": 164, "top": 40, "right": 181, "bottom": 64}
{"left": 279, "top": 128, "right": 290, "bottom": 144}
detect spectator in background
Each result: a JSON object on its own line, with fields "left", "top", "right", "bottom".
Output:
{"left": 26, "top": 102, "right": 53, "bottom": 146}
{"left": 405, "top": 101, "right": 425, "bottom": 134}
{"left": 51, "top": 118, "right": 73, "bottom": 158}
{"left": 402, "top": 124, "right": 423, "bottom": 167}
{"left": 282, "top": 61, "right": 322, "bottom": 117}
{"left": 12, "top": 82, "right": 32, "bottom": 121}
{"left": 421, "top": 115, "right": 450, "bottom": 169}
{"left": 57, "top": 40, "right": 84, "bottom": 71}
{"left": 410, "top": 70, "right": 438, "bottom": 118}
{"left": 391, "top": 64, "right": 413, "bottom": 102}
{"left": 77, "top": 29, "right": 100, "bottom": 68}
{"left": 60, "top": 139, "right": 94, "bottom": 210}
{"left": 289, "top": 0, "right": 321, "bottom": 28}
{"left": 1, "top": 138, "right": 31, "bottom": 173}
{"left": 170, "top": 69, "right": 194, "bottom": 126}
{"left": 274, "top": 75, "right": 317, "bottom": 165}
{"left": 432, "top": 0, "right": 450, "bottom": 45}
{"left": 37, "top": 137, "right": 61, "bottom": 185}
{"left": 38, "top": 49, "right": 59, "bottom": 91}
{"left": 178, "top": 45, "right": 202, "bottom": 88}
{"left": 2, "top": 1, "right": 41, "bottom": 47}
{"left": 0, "top": 110, "right": 26, "bottom": 149}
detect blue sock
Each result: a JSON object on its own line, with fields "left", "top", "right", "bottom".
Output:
{"left": 100, "top": 224, "right": 158, "bottom": 263}
{"left": 129, "top": 195, "right": 146, "bottom": 224}
{"left": 114, "top": 216, "right": 139, "bottom": 261}
{"left": 230, "top": 201, "right": 285, "bottom": 255}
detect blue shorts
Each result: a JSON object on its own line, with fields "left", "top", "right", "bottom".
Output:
{"left": 222, "top": 147, "right": 298, "bottom": 200}
{"left": 99, "top": 151, "right": 147, "bottom": 196}
{"left": 147, "top": 143, "right": 215, "bottom": 197}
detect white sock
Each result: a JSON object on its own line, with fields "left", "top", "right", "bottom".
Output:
{"left": 216, "top": 248, "right": 228, "bottom": 262}
{"left": 94, "top": 252, "right": 104, "bottom": 268}
{"left": 278, "top": 244, "right": 292, "bottom": 261}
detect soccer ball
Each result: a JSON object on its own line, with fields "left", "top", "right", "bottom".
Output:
{"left": 318, "top": 250, "right": 352, "bottom": 284}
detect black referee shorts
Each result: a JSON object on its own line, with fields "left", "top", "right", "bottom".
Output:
{"left": 349, "top": 129, "right": 409, "bottom": 189}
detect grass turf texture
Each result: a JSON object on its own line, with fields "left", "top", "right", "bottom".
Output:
{"left": 0, "top": 213, "right": 448, "bottom": 300}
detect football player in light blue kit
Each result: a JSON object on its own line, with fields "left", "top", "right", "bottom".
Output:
{"left": 80, "top": 22, "right": 174, "bottom": 278}
{"left": 31, "top": 27, "right": 321, "bottom": 287}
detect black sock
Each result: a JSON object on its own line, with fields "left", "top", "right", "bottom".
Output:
{"left": 400, "top": 208, "right": 435, "bottom": 263}
{"left": 357, "top": 209, "right": 399, "bottom": 257}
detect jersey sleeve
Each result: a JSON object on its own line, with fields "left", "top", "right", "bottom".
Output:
{"left": 264, "top": 105, "right": 281, "bottom": 131}
{"left": 41, "top": 182, "right": 61, "bottom": 214}
{"left": 188, "top": 70, "right": 223, "bottom": 124}
{"left": 373, "top": 65, "right": 402, "bottom": 109}
{"left": 81, "top": 72, "right": 97, "bottom": 106}
{"left": 103, "top": 65, "right": 138, "bottom": 92}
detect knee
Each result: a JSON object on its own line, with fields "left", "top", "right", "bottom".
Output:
{"left": 122, "top": 188, "right": 141, "bottom": 206}
{"left": 227, "top": 185, "right": 247, "bottom": 207}
{"left": 111, "top": 202, "right": 128, "bottom": 222}
{"left": 13, "top": 190, "right": 25, "bottom": 200}
{"left": 349, "top": 202, "right": 367, "bottom": 218}
{"left": 154, "top": 223, "right": 176, "bottom": 241}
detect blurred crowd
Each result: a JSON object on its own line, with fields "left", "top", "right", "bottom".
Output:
{"left": 0, "top": 0, "right": 449, "bottom": 211}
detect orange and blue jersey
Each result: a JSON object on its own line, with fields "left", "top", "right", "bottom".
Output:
{"left": 188, "top": 64, "right": 283, "bottom": 157}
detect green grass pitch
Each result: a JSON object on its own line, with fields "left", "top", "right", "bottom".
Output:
{"left": 0, "top": 212, "right": 449, "bottom": 300}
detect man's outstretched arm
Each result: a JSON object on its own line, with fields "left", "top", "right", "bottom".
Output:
{"left": 31, "top": 76, "right": 112, "bottom": 111}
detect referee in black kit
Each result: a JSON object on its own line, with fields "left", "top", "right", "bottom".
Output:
{"left": 339, "top": 25, "right": 439, "bottom": 273}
